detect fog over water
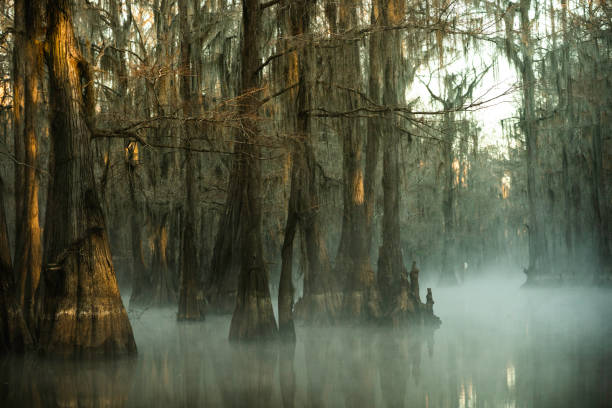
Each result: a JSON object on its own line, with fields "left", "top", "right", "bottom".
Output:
{"left": 1, "top": 274, "right": 611, "bottom": 407}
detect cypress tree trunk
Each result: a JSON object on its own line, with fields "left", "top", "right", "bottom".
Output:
{"left": 149, "top": 209, "right": 177, "bottom": 306}
{"left": 207, "top": 182, "right": 241, "bottom": 314}
{"left": 126, "top": 154, "right": 151, "bottom": 309}
{"left": 177, "top": 0, "right": 205, "bottom": 321}
{"left": 0, "top": 176, "right": 32, "bottom": 353}
{"left": 13, "top": 0, "right": 43, "bottom": 329}
{"left": 228, "top": 0, "right": 277, "bottom": 341}
{"left": 519, "top": 0, "right": 547, "bottom": 282}
{"left": 376, "top": 0, "right": 405, "bottom": 309}
{"left": 38, "top": 0, "right": 136, "bottom": 356}
{"left": 282, "top": 0, "right": 340, "bottom": 330}
{"left": 331, "top": 0, "right": 381, "bottom": 322}
{"left": 375, "top": 0, "right": 429, "bottom": 324}
{"left": 364, "top": 0, "right": 382, "bottom": 253}
{"left": 279, "top": 168, "right": 297, "bottom": 338}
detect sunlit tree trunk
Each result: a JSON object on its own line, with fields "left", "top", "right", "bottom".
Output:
{"left": 13, "top": 0, "right": 43, "bottom": 328}
{"left": 228, "top": 0, "right": 277, "bottom": 341}
{"left": 38, "top": 0, "right": 136, "bottom": 356}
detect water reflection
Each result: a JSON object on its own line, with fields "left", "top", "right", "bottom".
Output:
{"left": 0, "top": 282, "right": 610, "bottom": 407}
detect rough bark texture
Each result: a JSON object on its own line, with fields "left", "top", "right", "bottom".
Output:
{"left": 228, "top": 0, "right": 277, "bottom": 342}
{"left": 38, "top": 0, "right": 136, "bottom": 356}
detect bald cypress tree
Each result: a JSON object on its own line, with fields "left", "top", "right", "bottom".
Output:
{"left": 38, "top": 0, "right": 136, "bottom": 356}
{"left": 227, "top": 0, "right": 278, "bottom": 341}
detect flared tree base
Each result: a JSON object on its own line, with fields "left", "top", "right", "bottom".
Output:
{"left": 39, "top": 236, "right": 137, "bottom": 358}
{"left": 229, "top": 292, "right": 277, "bottom": 342}
{"left": 39, "top": 303, "right": 136, "bottom": 357}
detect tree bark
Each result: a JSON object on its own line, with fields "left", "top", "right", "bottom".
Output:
{"left": 149, "top": 208, "right": 177, "bottom": 306}
{"left": 364, "top": 0, "right": 383, "bottom": 253}
{"left": 38, "top": 0, "right": 136, "bottom": 356}
{"left": 228, "top": 0, "right": 277, "bottom": 341}
{"left": 519, "top": 0, "right": 547, "bottom": 282}
{"left": 177, "top": 0, "right": 206, "bottom": 321}
{"left": 282, "top": 0, "right": 340, "bottom": 330}
{"left": 13, "top": 0, "right": 43, "bottom": 329}
{"left": 330, "top": 0, "right": 381, "bottom": 322}
{"left": 375, "top": 0, "right": 408, "bottom": 313}
{"left": 127, "top": 148, "right": 152, "bottom": 309}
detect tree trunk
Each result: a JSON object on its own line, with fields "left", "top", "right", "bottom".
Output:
{"left": 149, "top": 208, "right": 177, "bottom": 306}
{"left": 283, "top": 0, "right": 340, "bottom": 329}
{"left": 520, "top": 0, "right": 546, "bottom": 282}
{"left": 331, "top": 0, "right": 381, "bottom": 322}
{"left": 127, "top": 152, "right": 152, "bottom": 309}
{"left": 207, "top": 186, "right": 241, "bottom": 314}
{"left": 177, "top": 0, "right": 205, "bottom": 321}
{"left": 12, "top": 0, "right": 25, "bottom": 252}
{"left": 13, "top": 0, "right": 43, "bottom": 329}
{"left": 364, "top": 0, "right": 382, "bottom": 253}
{"left": 279, "top": 171, "right": 297, "bottom": 339}
{"left": 376, "top": 0, "right": 406, "bottom": 311}
{"left": 38, "top": 0, "right": 136, "bottom": 356}
{"left": 0, "top": 176, "right": 32, "bottom": 353}
{"left": 227, "top": 0, "right": 277, "bottom": 342}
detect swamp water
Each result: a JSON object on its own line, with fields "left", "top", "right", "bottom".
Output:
{"left": 1, "top": 277, "right": 610, "bottom": 407}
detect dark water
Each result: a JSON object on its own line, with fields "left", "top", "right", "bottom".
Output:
{"left": 1, "top": 277, "right": 611, "bottom": 407}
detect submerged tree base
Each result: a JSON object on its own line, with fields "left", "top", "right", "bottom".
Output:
{"left": 177, "top": 288, "right": 206, "bottom": 322}
{"left": 229, "top": 289, "right": 278, "bottom": 342}
{"left": 39, "top": 235, "right": 137, "bottom": 358}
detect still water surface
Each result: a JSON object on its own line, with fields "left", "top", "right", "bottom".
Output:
{"left": 1, "top": 277, "right": 611, "bottom": 407}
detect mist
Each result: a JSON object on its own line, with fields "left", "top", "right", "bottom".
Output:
{"left": 1, "top": 271, "right": 610, "bottom": 407}
{"left": 1, "top": 0, "right": 611, "bottom": 406}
